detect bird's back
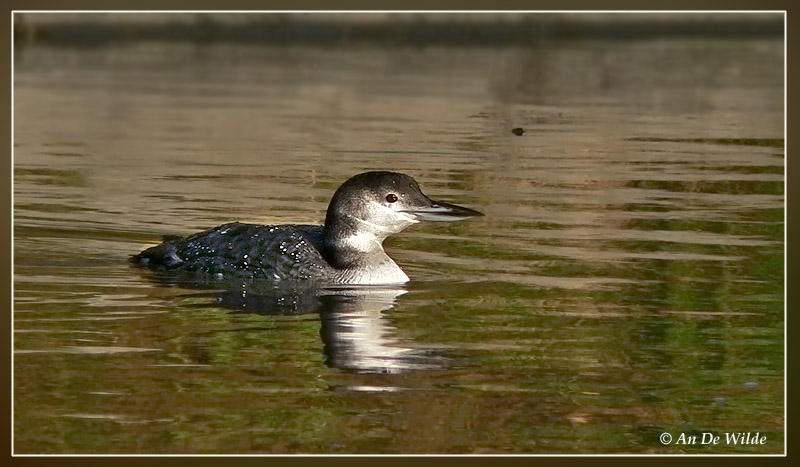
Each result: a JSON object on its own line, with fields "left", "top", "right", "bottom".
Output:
{"left": 133, "top": 222, "right": 335, "bottom": 282}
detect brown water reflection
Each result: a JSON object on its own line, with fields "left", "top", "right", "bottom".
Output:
{"left": 13, "top": 37, "right": 783, "bottom": 454}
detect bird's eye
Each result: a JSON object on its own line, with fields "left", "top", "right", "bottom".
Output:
{"left": 386, "top": 194, "right": 398, "bottom": 203}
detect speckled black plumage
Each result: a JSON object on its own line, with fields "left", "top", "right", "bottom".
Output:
{"left": 133, "top": 222, "right": 334, "bottom": 282}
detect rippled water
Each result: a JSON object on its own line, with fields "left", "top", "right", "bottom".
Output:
{"left": 13, "top": 39, "right": 784, "bottom": 454}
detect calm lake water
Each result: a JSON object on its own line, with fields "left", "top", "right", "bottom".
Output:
{"left": 13, "top": 38, "right": 784, "bottom": 454}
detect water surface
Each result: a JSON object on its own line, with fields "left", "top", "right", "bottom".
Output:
{"left": 13, "top": 39, "right": 784, "bottom": 454}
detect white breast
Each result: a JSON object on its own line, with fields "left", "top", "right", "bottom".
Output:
{"left": 336, "top": 259, "right": 410, "bottom": 285}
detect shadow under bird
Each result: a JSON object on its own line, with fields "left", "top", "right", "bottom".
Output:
{"left": 132, "top": 171, "right": 483, "bottom": 285}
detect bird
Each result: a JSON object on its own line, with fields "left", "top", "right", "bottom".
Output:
{"left": 132, "top": 171, "right": 483, "bottom": 285}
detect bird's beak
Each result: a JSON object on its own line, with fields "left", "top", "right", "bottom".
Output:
{"left": 405, "top": 199, "right": 484, "bottom": 222}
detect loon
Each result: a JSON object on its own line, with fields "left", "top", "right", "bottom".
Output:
{"left": 133, "top": 171, "right": 483, "bottom": 285}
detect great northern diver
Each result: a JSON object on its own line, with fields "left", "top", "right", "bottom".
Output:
{"left": 133, "top": 171, "right": 483, "bottom": 285}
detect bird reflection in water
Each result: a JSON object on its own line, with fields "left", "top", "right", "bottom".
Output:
{"left": 140, "top": 270, "right": 446, "bottom": 374}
